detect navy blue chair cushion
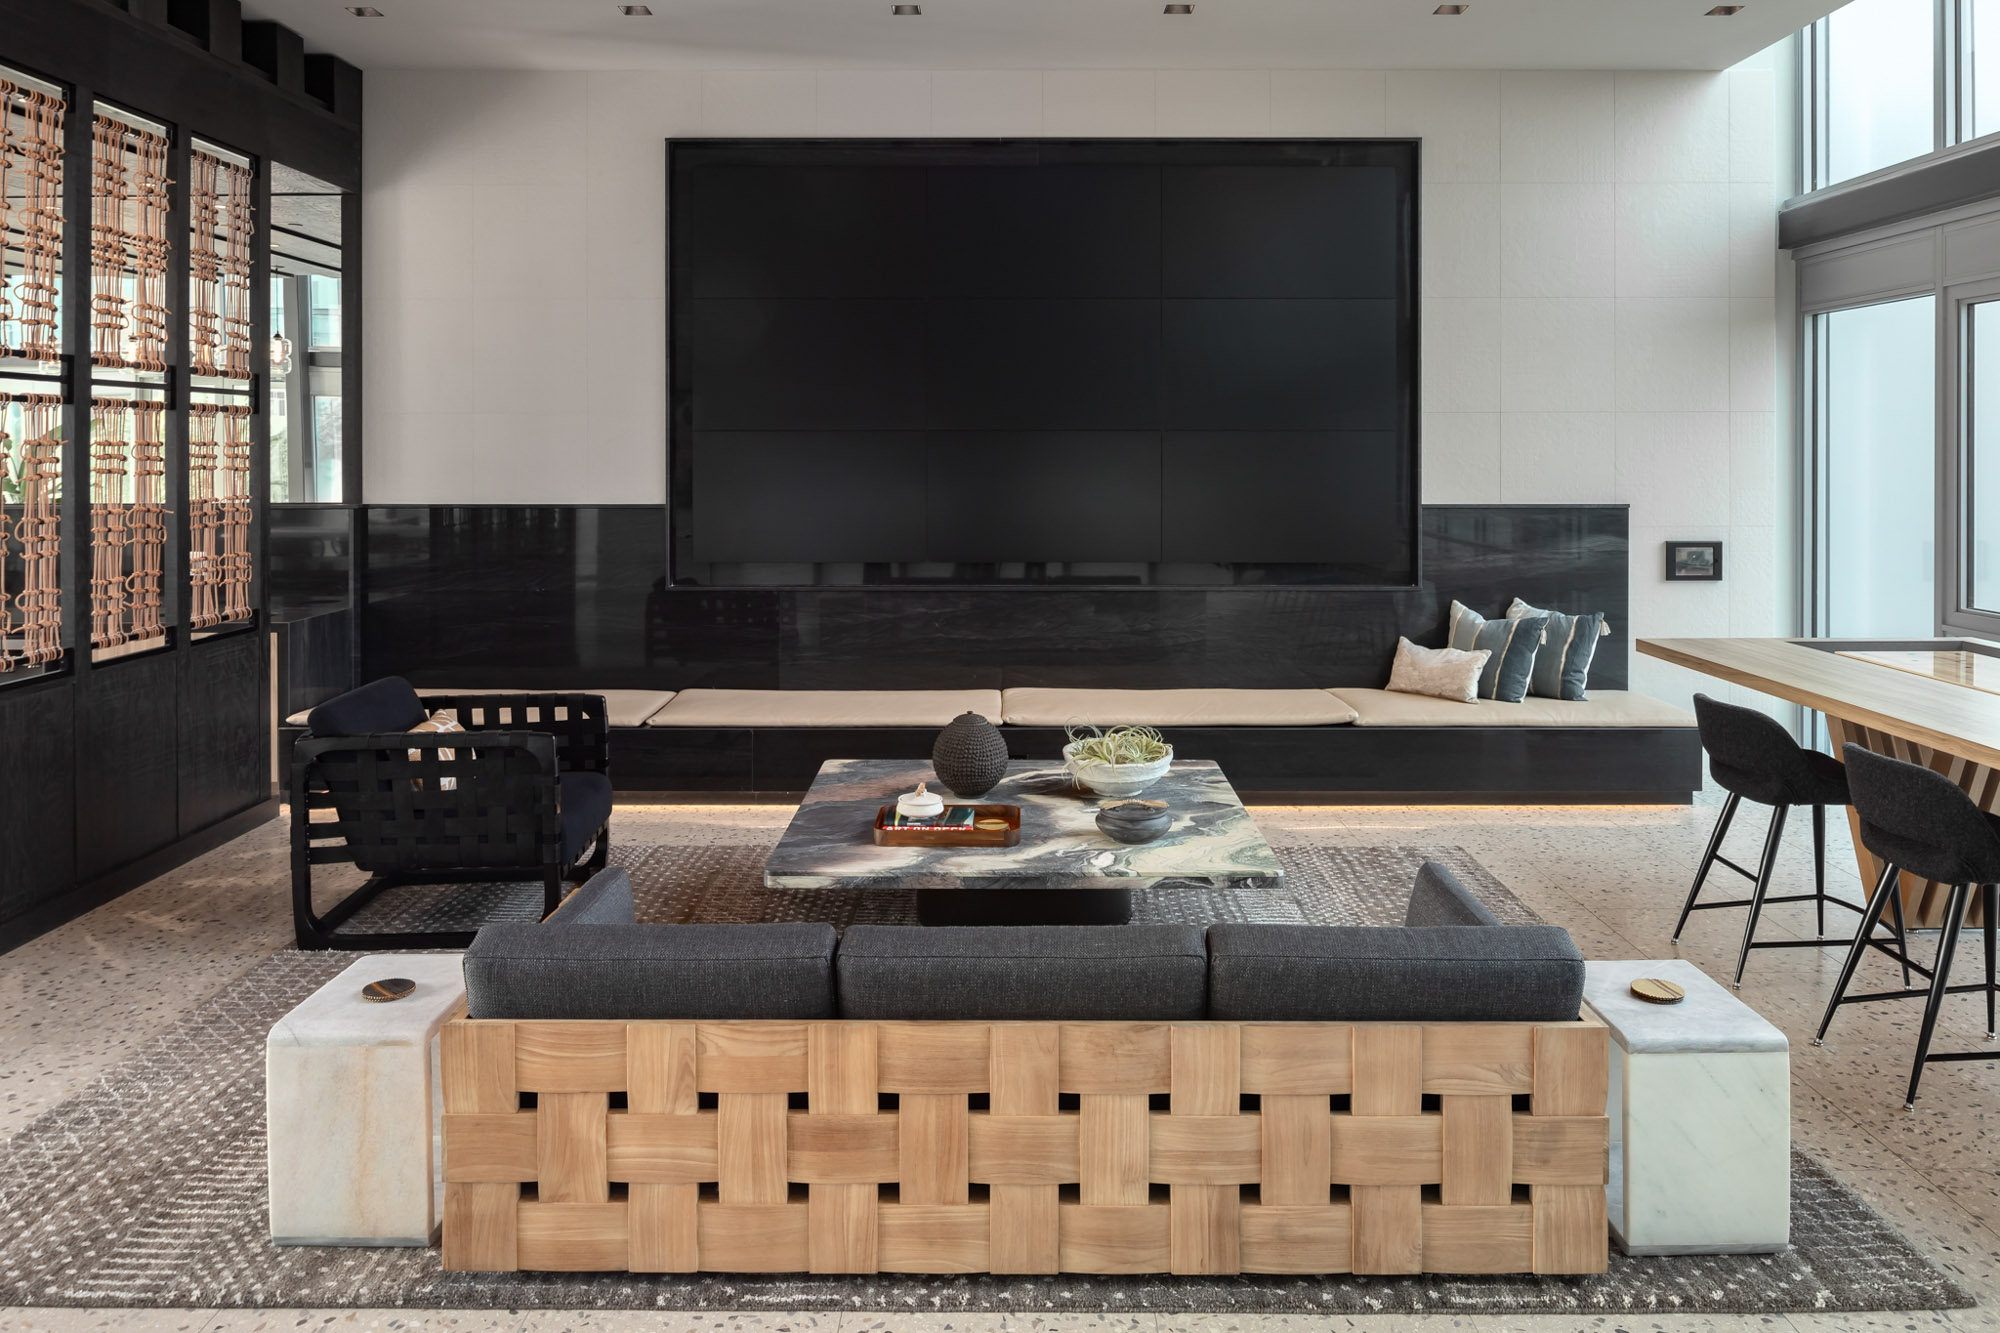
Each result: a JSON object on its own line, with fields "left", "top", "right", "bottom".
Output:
{"left": 307, "top": 676, "right": 428, "bottom": 737}
{"left": 559, "top": 771, "right": 613, "bottom": 862}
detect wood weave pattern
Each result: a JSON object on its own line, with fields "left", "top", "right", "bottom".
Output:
{"left": 88, "top": 397, "right": 168, "bottom": 650}
{"left": 442, "top": 1019, "right": 1609, "bottom": 1277}
{"left": 0, "top": 80, "right": 64, "bottom": 362}
{"left": 189, "top": 401, "right": 252, "bottom": 629}
{"left": 90, "top": 116, "right": 173, "bottom": 372}
{"left": 0, "top": 392, "right": 64, "bottom": 669}
{"left": 188, "top": 150, "right": 254, "bottom": 381}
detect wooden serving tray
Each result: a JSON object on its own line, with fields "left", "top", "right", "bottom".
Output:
{"left": 872, "top": 803, "right": 1022, "bottom": 847}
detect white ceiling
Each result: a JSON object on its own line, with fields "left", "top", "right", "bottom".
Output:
{"left": 242, "top": 0, "right": 1835, "bottom": 72}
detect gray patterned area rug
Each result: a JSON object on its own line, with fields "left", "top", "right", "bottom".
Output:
{"left": 0, "top": 843, "right": 1975, "bottom": 1315}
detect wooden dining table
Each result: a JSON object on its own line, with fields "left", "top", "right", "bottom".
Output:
{"left": 1638, "top": 637, "right": 2000, "bottom": 927}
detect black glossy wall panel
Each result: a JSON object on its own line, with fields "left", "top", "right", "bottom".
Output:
{"left": 0, "top": 680, "right": 76, "bottom": 921}
{"left": 75, "top": 652, "right": 181, "bottom": 882}
{"left": 363, "top": 504, "right": 1629, "bottom": 694}
{"left": 178, "top": 631, "right": 268, "bottom": 835}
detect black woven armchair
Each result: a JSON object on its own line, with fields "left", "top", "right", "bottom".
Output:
{"left": 290, "top": 677, "right": 614, "bottom": 950}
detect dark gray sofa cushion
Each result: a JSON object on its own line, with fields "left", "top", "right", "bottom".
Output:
{"left": 837, "top": 925, "right": 1207, "bottom": 1020}
{"left": 464, "top": 922, "right": 836, "bottom": 1019}
{"left": 1404, "top": 861, "right": 1502, "bottom": 928}
{"left": 1207, "top": 924, "right": 1584, "bottom": 1022}
{"left": 544, "top": 866, "right": 636, "bottom": 925}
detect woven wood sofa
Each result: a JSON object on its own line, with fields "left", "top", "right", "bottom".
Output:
{"left": 437, "top": 866, "right": 1612, "bottom": 1278}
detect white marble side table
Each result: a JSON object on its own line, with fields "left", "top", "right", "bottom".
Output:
{"left": 1583, "top": 959, "right": 1790, "bottom": 1255}
{"left": 266, "top": 953, "right": 466, "bottom": 1246}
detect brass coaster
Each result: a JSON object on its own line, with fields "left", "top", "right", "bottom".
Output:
{"left": 974, "top": 818, "right": 1009, "bottom": 831}
{"left": 1630, "top": 977, "right": 1686, "bottom": 1005}
{"left": 362, "top": 977, "right": 417, "bottom": 1003}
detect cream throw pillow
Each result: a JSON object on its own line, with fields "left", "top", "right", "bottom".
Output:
{"left": 1385, "top": 637, "right": 1490, "bottom": 704}
{"left": 408, "top": 709, "right": 467, "bottom": 791}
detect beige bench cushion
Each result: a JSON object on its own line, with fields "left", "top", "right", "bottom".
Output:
{"left": 289, "top": 688, "right": 677, "bottom": 730}
{"left": 649, "top": 688, "right": 1004, "bottom": 728}
{"left": 1001, "top": 687, "right": 1358, "bottom": 727}
{"left": 1329, "top": 687, "right": 1696, "bottom": 728}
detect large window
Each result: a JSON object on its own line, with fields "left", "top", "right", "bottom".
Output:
{"left": 1817, "top": 0, "right": 1937, "bottom": 187}
{"left": 1808, "top": 296, "right": 1938, "bottom": 638}
{"left": 1806, "top": 0, "right": 2000, "bottom": 191}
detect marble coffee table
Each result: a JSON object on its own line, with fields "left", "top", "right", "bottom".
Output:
{"left": 764, "top": 758, "right": 1283, "bottom": 924}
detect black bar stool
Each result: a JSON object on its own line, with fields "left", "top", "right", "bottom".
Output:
{"left": 1814, "top": 744, "right": 2000, "bottom": 1109}
{"left": 1677, "top": 694, "right": 1886, "bottom": 987}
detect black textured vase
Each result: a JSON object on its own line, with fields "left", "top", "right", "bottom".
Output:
{"left": 932, "top": 711, "right": 1009, "bottom": 798}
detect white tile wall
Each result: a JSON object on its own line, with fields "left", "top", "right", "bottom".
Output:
{"left": 363, "top": 49, "right": 1787, "bottom": 706}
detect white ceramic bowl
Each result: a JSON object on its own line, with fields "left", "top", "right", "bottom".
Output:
{"left": 1062, "top": 742, "right": 1173, "bottom": 798}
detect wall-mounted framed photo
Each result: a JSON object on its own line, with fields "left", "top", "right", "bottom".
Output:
{"left": 1664, "top": 540, "right": 1723, "bottom": 582}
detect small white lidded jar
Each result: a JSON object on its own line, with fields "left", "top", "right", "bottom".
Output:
{"left": 896, "top": 782, "right": 945, "bottom": 820}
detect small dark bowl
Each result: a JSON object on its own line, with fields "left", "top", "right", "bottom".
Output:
{"left": 1096, "top": 802, "right": 1173, "bottom": 844}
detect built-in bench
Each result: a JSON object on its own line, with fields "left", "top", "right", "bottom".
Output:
{"left": 284, "top": 683, "right": 1699, "bottom": 801}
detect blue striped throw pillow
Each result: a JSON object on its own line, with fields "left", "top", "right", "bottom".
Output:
{"left": 1445, "top": 600, "right": 1547, "bottom": 703}
{"left": 1506, "top": 598, "right": 1607, "bottom": 702}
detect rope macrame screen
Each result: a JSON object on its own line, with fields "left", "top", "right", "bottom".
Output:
{"left": 0, "top": 394, "right": 64, "bottom": 670}
{"left": 90, "top": 115, "right": 172, "bottom": 372}
{"left": 0, "top": 81, "right": 64, "bottom": 362}
{"left": 88, "top": 397, "right": 168, "bottom": 650}
{"left": 188, "top": 149, "right": 252, "bottom": 380}
{"left": 0, "top": 79, "right": 66, "bottom": 672}
{"left": 189, "top": 401, "right": 251, "bottom": 630}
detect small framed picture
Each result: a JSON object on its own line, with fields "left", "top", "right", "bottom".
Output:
{"left": 1665, "top": 540, "right": 1723, "bottom": 582}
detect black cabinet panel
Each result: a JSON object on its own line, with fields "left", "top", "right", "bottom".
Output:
{"left": 692, "top": 300, "right": 926, "bottom": 430}
{"left": 928, "top": 434, "right": 1162, "bottom": 562}
{"left": 0, "top": 681, "right": 76, "bottom": 924}
{"left": 1162, "top": 299, "right": 1401, "bottom": 431}
{"left": 179, "top": 632, "right": 267, "bottom": 835}
{"left": 1162, "top": 165, "right": 1399, "bottom": 298}
{"left": 693, "top": 433, "right": 927, "bottom": 563}
{"left": 76, "top": 653, "right": 181, "bottom": 881}
{"left": 924, "top": 300, "right": 1160, "bottom": 431}
{"left": 689, "top": 166, "right": 927, "bottom": 298}
{"left": 927, "top": 166, "right": 1162, "bottom": 298}
{"left": 1162, "top": 432, "right": 1407, "bottom": 567}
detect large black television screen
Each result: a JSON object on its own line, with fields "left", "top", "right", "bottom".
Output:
{"left": 668, "top": 139, "right": 1419, "bottom": 587}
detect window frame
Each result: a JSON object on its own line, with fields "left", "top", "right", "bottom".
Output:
{"left": 1944, "top": 275, "right": 2000, "bottom": 637}
{"left": 1800, "top": 0, "right": 1997, "bottom": 195}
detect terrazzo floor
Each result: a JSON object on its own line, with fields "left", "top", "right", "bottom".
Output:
{"left": 4, "top": 789, "right": 2000, "bottom": 1333}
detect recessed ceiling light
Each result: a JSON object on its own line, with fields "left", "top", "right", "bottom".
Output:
{"left": 619, "top": 3, "right": 653, "bottom": 11}
{"left": 1705, "top": 4, "right": 1743, "bottom": 11}
{"left": 345, "top": 5, "right": 383, "bottom": 13}
{"left": 892, "top": 4, "right": 920, "bottom": 12}
{"left": 1164, "top": 4, "right": 1194, "bottom": 12}
{"left": 1434, "top": 4, "right": 1467, "bottom": 12}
